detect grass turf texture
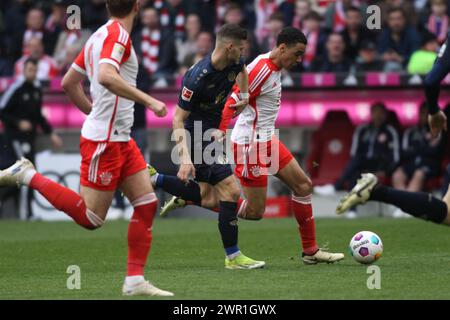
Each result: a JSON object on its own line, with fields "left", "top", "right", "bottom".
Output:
{"left": 0, "top": 217, "right": 449, "bottom": 299}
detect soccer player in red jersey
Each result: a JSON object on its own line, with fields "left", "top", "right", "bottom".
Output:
{"left": 0, "top": 0, "right": 173, "bottom": 296}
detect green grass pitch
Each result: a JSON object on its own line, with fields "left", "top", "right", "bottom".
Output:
{"left": 0, "top": 217, "right": 449, "bottom": 299}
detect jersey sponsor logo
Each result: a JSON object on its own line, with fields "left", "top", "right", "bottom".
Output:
{"left": 181, "top": 86, "right": 194, "bottom": 101}
{"left": 99, "top": 171, "right": 113, "bottom": 186}
{"left": 111, "top": 42, "right": 125, "bottom": 63}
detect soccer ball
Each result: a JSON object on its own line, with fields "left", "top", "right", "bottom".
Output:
{"left": 349, "top": 231, "right": 383, "bottom": 264}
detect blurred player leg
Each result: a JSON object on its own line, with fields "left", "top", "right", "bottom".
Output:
{"left": 120, "top": 168, "right": 173, "bottom": 296}
{"left": 0, "top": 158, "right": 107, "bottom": 229}
{"left": 337, "top": 173, "right": 450, "bottom": 225}
{"left": 150, "top": 165, "right": 240, "bottom": 216}
{"left": 151, "top": 169, "right": 202, "bottom": 206}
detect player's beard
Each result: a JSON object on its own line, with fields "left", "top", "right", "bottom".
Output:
{"left": 231, "top": 54, "right": 240, "bottom": 65}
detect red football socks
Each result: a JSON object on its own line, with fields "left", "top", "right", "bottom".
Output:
{"left": 292, "top": 194, "right": 319, "bottom": 255}
{"left": 127, "top": 193, "right": 158, "bottom": 276}
{"left": 29, "top": 173, "right": 101, "bottom": 229}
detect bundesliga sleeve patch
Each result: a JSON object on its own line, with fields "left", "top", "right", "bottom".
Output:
{"left": 181, "top": 86, "right": 194, "bottom": 102}
{"left": 111, "top": 42, "right": 125, "bottom": 63}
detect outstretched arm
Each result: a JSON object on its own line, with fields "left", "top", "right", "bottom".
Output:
{"left": 97, "top": 63, "right": 167, "bottom": 117}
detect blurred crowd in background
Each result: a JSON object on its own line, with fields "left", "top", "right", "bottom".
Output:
{"left": 0, "top": 0, "right": 449, "bottom": 87}
{"left": 1, "top": 1, "right": 450, "bottom": 219}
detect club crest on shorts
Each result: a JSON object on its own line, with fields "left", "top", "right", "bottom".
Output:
{"left": 99, "top": 171, "right": 112, "bottom": 186}
{"left": 250, "top": 165, "right": 261, "bottom": 177}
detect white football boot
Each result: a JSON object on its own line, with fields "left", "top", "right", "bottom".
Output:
{"left": 336, "top": 173, "right": 378, "bottom": 215}
{"left": 122, "top": 280, "right": 174, "bottom": 297}
{"left": 302, "top": 248, "right": 345, "bottom": 265}
{"left": 0, "top": 157, "right": 35, "bottom": 188}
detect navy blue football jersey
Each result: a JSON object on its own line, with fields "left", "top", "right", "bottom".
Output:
{"left": 178, "top": 54, "right": 245, "bottom": 133}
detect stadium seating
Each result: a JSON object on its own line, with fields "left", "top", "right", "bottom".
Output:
{"left": 305, "top": 111, "right": 354, "bottom": 186}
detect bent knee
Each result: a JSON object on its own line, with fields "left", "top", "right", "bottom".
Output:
{"left": 82, "top": 209, "right": 104, "bottom": 230}
{"left": 293, "top": 178, "right": 313, "bottom": 196}
{"left": 202, "top": 197, "right": 219, "bottom": 209}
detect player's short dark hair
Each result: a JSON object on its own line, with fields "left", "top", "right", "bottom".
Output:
{"left": 24, "top": 58, "right": 38, "bottom": 67}
{"left": 106, "top": 0, "right": 137, "bottom": 18}
{"left": 276, "top": 27, "right": 307, "bottom": 47}
{"left": 217, "top": 24, "right": 247, "bottom": 42}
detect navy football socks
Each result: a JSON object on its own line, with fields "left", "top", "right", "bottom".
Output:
{"left": 218, "top": 201, "right": 240, "bottom": 257}
{"left": 370, "top": 185, "right": 447, "bottom": 223}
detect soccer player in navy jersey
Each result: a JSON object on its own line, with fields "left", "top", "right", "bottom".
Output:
{"left": 149, "top": 24, "right": 265, "bottom": 269}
